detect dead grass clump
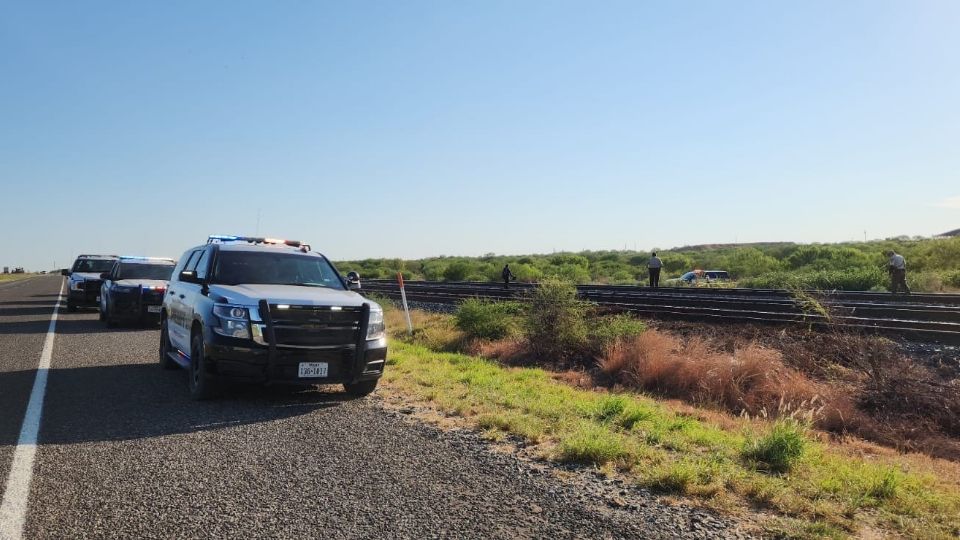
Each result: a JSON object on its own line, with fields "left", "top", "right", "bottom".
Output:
{"left": 600, "top": 329, "right": 840, "bottom": 422}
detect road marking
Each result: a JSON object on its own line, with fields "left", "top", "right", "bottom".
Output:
{"left": 0, "top": 279, "right": 64, "bottom": 540}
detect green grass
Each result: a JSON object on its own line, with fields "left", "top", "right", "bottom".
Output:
{"left": 742, "top": 420, "right": 808, "bottom": 473}
{"left": 383, "top": 341, "right": 960, "bottom": 538}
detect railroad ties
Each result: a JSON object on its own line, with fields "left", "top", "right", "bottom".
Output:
{"left": 360, "top": 280, "right": 960, "bottom": 345}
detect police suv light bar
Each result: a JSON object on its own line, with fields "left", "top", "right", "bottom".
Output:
{"left": 118, "top": 256, "right": 176, "bottom": 263}
{"left": 206, "top": 235, "right": 310, "bottom": 252}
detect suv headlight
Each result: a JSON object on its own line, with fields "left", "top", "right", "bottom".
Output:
{"left": 213, "top": 304, "right": 251, "bottom": 339}
{"left": 366, "top": 305, "right": 385, "bottom": 340}
{"left": 70, "top": 280, "right": 84, "bottom": 291}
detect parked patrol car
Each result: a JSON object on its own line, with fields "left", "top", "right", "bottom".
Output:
{"left": 99, "top": 256, "right": 176, "bottom": 327}
{"left": 62, "top": 255, "right": 119, "bottom": 312}
{"left": 159, "top": 235, "right": 386, "bottom": 400}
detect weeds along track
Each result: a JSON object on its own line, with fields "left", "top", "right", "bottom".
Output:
{"left": 361, "top": 280, "right": 960, "bottom": 344}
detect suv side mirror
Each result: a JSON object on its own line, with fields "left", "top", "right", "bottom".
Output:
{"left": 61, "top": 269, "right": 70, "bottom": 276}
{"left": 100, "top": 272, "right": 111, "bottom": 280}
{"left": 179, "top": 270, "right": 197, "bottom": 283}
{"left": 345, "top": 271, "right": 361, "bottom": 291}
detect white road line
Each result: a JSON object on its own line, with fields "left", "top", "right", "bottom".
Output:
{"left": 0, "top": 279, "right": 64, "bottom": 540}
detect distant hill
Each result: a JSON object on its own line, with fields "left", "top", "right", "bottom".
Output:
{"left": 940, "top": 228, "right": 960, "bottom": 237}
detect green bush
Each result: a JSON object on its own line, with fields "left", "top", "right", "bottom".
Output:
{"left": 454, "top": 299, "right": 524, "bottom": 340}
{"left": 588, "top": 314, "right": 645, "bottom": 354}
{"left": 443, "top": 261, "right": 472, "bottom": 281}
{"left": 742, "top": 420, "right": 808, "bottom": 473}
{"left": 740, "top": 267, "right": 886, "bottom": 291}
{"left": 944, "top": 270, "right": 960, "bottom": 289}
{"left": 524, "top": 278, "right": 590, "bottom": 361}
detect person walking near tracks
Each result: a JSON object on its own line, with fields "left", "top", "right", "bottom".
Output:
{"left": 886, "top": 250, "right": 910, "bottom": 294}
{"left": 502, "top": 264, "right": 517, "bottom": 289}
{"left": 647, "top": 252, "right": 663, "bottom": 288}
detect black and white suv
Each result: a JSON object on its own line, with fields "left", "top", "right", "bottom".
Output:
{"left": 63, "top": 255, "right": 119, "bottom": 312}
{"left": 99, "top": 256, "right": 176, "bottom": 327}
{"left": 159, "top": 235, "right": 386, "bottom": 400}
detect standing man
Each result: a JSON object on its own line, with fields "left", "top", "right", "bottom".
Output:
{"left": 501, "top": 264, "right": 516, "bottom": 289}
{"left": 886, "top": 250, "right": 910, "bottom": 294}
{"left": 647, "top": 252, "right": 663, "bottom": 288}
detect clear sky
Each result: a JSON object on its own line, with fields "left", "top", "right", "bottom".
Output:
{"left": 2, "top": 1, "right": 958, "bottom": 270}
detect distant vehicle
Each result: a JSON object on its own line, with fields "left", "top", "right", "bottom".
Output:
{"left": 668, "top": 269, "right": 731, "bottom": 286}
{"left": 63, "top": 255, "right": 119, "bottom": 312}
{"left": 159, "top": 235, "right": 386, "bottom": 400}
{"left": 99, "top": 256, "right": 176, "bottom": 327}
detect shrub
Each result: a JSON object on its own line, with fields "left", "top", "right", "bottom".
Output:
{"left": 944, "top": 270, "right": 960, "bottom": 289}
{"left": 455, "top": 299, "right": 524, "bottom": 340}
{"left": 739, "top": 268, "right": 886, "bottom": 291}
{"left": 443, "top": 261, "right": 472, "bottom": 281}
{"left": 742, "top": 419, "right": 808, "bottom": 473}
{"left": 524, "top": 278, "right": 590, "bottom": 362}
{"left": 587, "top": 314, "right": 646, "bottom": 355}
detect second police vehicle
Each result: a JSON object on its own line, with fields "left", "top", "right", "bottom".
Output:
{"left": 62, "top": 254, "right": 119, "bottom": 312}
{"left": 160, "top": 235, "right": 387, "bottom": 400}
{"left": 99, "top": 256, "right": 177, "bottom": 327}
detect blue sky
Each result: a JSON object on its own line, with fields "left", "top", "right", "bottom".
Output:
{"left": 1, "top": 1, "right": 958, "bottom": 270}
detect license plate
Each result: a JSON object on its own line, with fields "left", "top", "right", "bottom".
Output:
{"left": 147, "top": 305, "right": 161, "bottom": 313}
{"left": 298, "top": 362, "right": 328, "bottom": 378}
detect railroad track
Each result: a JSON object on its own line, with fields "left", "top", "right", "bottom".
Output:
{"left": 360, "top": 279, "right": 960, "bottom": 344}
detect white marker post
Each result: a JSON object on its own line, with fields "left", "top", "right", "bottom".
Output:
{"left": 397, "top": 272, "right": 413, "bottom": 336}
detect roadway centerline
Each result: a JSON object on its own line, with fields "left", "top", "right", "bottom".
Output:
{"left": 0, "top": 280, "right": 63, "bottom": 540}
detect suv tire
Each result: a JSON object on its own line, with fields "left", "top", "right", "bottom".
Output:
{"left": 343, "top": 380, "right": 378, "bottom": 397}
{"left": 189, "top": 330, "right": 215, "bottom": 400}
{"left": 159, "top": 319, "right": 177, "bottom": 370}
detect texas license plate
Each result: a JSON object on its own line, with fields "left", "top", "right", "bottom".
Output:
{"left": 147, "top": 305, "right": 161, "bottom": 313}
{"left": 298, "top": 362, "right": 328, "bottom": 378}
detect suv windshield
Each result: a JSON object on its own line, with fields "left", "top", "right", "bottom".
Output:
{"left": 72, "top": 259, "right": 115, "bottom": 273}
{"left": 211, "top": 251, "right": 345, "bottom": 289}
{"left": 118, "top": 263, "right": 174, "bottom": 280}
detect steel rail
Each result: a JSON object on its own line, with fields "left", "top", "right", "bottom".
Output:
{"left": 360, "top": 280, "right": 960, "bottom": 344}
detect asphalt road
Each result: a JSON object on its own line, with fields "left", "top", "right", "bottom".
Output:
{"left": 0, "top": 275, "right": 742, "bottom": 539}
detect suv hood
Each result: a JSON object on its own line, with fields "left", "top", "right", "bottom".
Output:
{"left": 208, "top": 284, "right": 368, "bottom": 307}
{"left": 70, "top": 272, "right": 103, "bottom": 281}
{"left": 115, "top": 279, "right": 169, "bottom": 288}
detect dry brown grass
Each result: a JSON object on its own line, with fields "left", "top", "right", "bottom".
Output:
{"left": 599, "top": 329, "right": 862, "bottom": 429}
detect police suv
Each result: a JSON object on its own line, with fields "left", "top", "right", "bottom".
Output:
{"left": 159, "top": 235, "right": 386, "bottom": 400}
{"left": 99, "top": 256, "right": 176, "bottom": 327}
{"left": 62, "top": 255, "right": 119, "bottom": 312}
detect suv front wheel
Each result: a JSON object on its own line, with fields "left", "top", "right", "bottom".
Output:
{"left": 189, "top": 331, "right": 215, "bottom": 400}
{"left": 159, "top": 319, "right": 177, "bottom": 370}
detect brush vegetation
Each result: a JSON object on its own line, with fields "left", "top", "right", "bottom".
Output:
{"left": 338, "top": 236, "right": 960, "bottom": 291}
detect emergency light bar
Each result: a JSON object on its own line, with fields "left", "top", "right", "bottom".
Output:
{"left": 206, "top": 235, "right": 311, "bottom": 252}
{"left": 119, "top": 256, "right": 176, "bottom": 263}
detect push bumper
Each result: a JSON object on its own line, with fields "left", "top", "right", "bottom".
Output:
{"left": 67, "top": 288, "right": 99, "bottom": 307}
{"left": 206, "top": 333, "right": 387, "bottom": 385}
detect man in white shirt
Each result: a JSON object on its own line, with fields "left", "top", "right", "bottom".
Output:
{"left": 886, "top": 250, "right": 910, "bottom": 294}
{"left": 647, "top": 252, "right": 663, "bottom": 288}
